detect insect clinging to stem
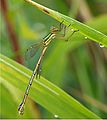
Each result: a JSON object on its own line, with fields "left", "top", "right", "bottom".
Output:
{"left": 18, "top": 21, "right": 79, "bottom": 115}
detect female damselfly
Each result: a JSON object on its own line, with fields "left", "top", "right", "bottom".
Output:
{"left": 18, "top": 21, "right": 79, "bottom": 115}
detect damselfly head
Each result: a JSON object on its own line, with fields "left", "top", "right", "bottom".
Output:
{"left": 50, "top": 26, "right": 59, "bottom": 33}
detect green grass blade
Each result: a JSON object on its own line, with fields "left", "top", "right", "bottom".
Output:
{"left": 24, "top": 0, "right": 107, "bottom": 47}
{"left": 0, "top": 53, "right": 100, "bottom": 118}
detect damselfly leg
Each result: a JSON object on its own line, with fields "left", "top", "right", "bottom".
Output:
{"left": 58, "top": 22, "right": 79, "bottom": 39}
{"left": 65, "top": 29, "right": 79, "bottom": 41}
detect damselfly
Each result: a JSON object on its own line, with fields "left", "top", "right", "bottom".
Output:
{"left": 18, "top": 21, "right": 79, "bottom": 115}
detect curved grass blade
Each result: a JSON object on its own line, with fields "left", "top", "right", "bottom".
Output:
{"left": 0, "top": 53, "right": 100, "bottom": 119}
{"left": 24, "top": 0, "right": 107, "bottom": 47}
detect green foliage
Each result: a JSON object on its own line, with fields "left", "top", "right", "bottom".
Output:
{"left": 0, "top": 54, "right": 100, "bottom": 119}
{"left": 25, "top": 0, "right": 107, "bottom": 47}
{"left": 0, "top": 0, "right": 107, "bottom": 119}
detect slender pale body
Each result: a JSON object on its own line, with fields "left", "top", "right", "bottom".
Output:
{"left": 18, "top": 22, "right": 78, "bottom": 115}
{"left": 18, "top": 27, "right": 59, "bottom": 115}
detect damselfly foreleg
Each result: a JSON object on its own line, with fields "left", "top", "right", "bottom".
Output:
{"left": 65, "top": 29, "right": 79, "bottom": 41}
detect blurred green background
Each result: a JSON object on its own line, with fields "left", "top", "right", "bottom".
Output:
{"left": 0, "top": 0, "right": 107, "bottom": 119}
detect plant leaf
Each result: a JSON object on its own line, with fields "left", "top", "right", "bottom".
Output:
{"left": 24, "top": 0, "right": 107, "bottom": 47}
{"left": 0, "top": 53, "right": 100, "bottom": 119}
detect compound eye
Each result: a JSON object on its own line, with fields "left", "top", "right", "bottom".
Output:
{"left": 55, "top": 28, "right": 59, "bottom": 32}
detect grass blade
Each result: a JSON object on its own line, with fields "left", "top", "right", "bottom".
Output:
{"left": 0, "top": 53, "right": 100, "bottom": 118}
{"left": 24, "top": 0, "right": 107, "bottom": 47}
